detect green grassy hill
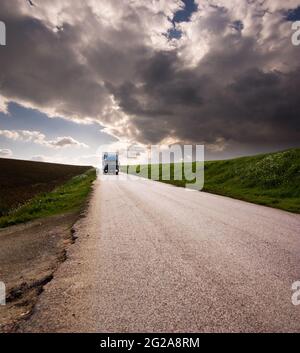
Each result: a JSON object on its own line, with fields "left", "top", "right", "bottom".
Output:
{"left": 123, "top": 148, "right": 300, "bottom": 213}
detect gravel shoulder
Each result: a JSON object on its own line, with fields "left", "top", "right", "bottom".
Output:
{"left": 0, "top": 212, "right": 80, "bottom": 332}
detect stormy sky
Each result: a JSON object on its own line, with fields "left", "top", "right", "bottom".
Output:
{"left": 0, "top": 0, "right": 300, "bottom": 165}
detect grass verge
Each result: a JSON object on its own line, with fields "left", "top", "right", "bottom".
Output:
{"left": 122, "top": 148, "right": 300, "bottom": 213}
{"left": 0, "top": 168, "right": 97, "bottom": 228}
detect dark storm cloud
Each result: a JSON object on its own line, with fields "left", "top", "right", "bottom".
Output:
{"left": 108, "top": 49, "right": 300, "bottom": 145}
{"left": 0, "top": 0, "right": 299, "bottom": 153}
{"left": 0, "top": 9, "right": 109, "bottom": 120}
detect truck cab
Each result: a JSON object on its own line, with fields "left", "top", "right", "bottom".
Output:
{"left": 102, "top": 152, "right": 119, "bottom": 175}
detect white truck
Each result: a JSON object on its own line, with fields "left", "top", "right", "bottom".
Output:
{"left": 102, "top": 152, "right": 119, "bottom": 175}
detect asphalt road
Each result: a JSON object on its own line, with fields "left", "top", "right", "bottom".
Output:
{"left": 19, "top": 175, "right": 300, "bottom": 332}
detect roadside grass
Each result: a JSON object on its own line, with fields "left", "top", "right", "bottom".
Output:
{"left": 122, "top": 148, "right": 300, "bottom": 213}
{"left": 0, "top": 168, "right": 97, "bottom": 228}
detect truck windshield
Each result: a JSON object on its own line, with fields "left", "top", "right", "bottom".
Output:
{"left": 104, "top": 153, "right": 118, "bottom": 161}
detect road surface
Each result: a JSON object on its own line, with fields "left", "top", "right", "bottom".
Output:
{"left": 19, "top": 175, "right": 300, "bottom": 332}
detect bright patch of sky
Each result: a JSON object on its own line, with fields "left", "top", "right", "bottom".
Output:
{"left": 0, "top": 103, "right": 116, "bottom": 165}
{"left": 173, "top": 0, "right": 198, "bottom": 23}
{"left": 286, "top": 6, "right": 300, "bottom": 21}
{"left": 168, "top": 0, "right": 198, "bottom": 39}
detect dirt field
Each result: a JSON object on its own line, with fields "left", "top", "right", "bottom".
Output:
{"left": 0, "top": 158, "right": 95, "bottom": 332}
{"left": 0, "top": 158, "right": 91, "bottom": 217}
{"left": 0, "top": 211, "right": 81, "bottom": 332}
